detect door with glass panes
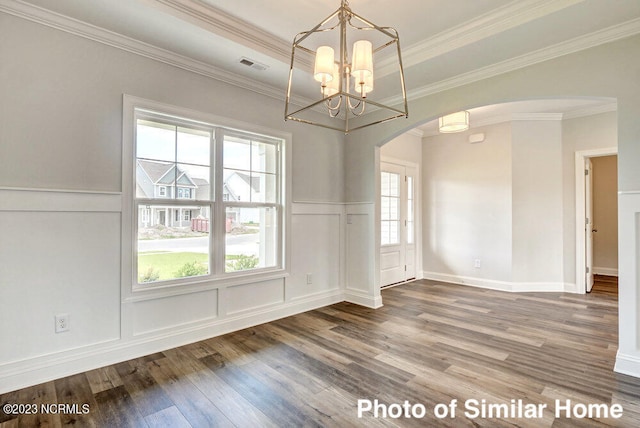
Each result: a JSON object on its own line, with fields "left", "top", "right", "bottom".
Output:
{"left": 380, "top": 162, "right": 416, "bottom": 287}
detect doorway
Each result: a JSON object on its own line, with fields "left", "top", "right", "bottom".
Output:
{"left": 575, "top": 148, "right": 618, "bottom": 293}
{"left": 380, "top": 161, "right": 417, "bottom": 287}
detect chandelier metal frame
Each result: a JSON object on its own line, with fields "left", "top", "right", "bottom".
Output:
{"left": 284, "top": 0, "right": 408, "bottom": 134}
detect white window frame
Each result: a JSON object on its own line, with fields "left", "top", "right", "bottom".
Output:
{"left": 121, "top": 95, "right": 291, "bottom": 298}
{"left": 158, "top": 186, "right": 166, "bottom": 197}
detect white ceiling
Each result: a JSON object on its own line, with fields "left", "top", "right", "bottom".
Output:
{"left": 11, "top": 0, "right": 639, "bottom": 130}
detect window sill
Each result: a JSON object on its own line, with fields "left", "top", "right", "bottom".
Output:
{"left": 125, "top": 268, "right": 289, "bottom": 303}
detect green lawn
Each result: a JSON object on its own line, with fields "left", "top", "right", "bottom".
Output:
{"left": 138, "top": 251, "right": 208, "bottom": 282}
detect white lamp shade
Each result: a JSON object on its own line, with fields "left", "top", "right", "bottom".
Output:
{"left": 439, "top": 111, "right": 470, "bottom": 133}
{"left": 324, "top": 63, "right": 341, "bottom": 96}
{"left": 314, "top": 46, "right": 335, "bottom": 83}
{"left": 351, "top": 40, "right": 373, "bottom": 84}
{"left": 362, "top": 71, "right": 373, "bottom": 96}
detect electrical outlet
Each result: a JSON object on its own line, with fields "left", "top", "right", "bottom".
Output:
{"left": 474, "top": 259, "right": 482, "bottom": 269}
{"left": 55, "top": 314, "right": 69, "bottom": 333}
{"left": 306, "top": 273, "right": 313, "bottom": 284}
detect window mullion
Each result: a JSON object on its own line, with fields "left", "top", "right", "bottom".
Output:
{"left": 213, "top": 127, "right": 226, "bottom": 275}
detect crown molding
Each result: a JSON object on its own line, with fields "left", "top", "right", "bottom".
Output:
{"left": 405, "top": 16, "right": 640, "bottom": 103}
{"left": 148, "top": 0, "right": 306, "bottom": 67}
{"left": 420, "top": 104, "right": 615, "bottom": 137}
{"left": 2, "top": 0, "right": 638, "bottom": 119}
{"left": 511, "top": 113, "right": 563, "bottom": 121}
{"left": 563, "top": 102, "right": 618, "bottom": 120}
{"left": 0, "top": 0, "right": 295, "bottom": 102}
{"left": 376, "top": 0, "right": 585, "bottom": 77}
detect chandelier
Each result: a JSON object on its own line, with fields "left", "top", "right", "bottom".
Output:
{"left": 284, "top": 0, "right": 408, "bottom": 134}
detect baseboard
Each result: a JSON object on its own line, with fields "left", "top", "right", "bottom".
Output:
{"left": 614, "top": 351, "right": 640, "bottom": 379}
{"left": 593, "top": 267, "right": 619, "bottom": 277}
{"left": 423, "top": 271, "right": 568, "bottom": 293}
{"left": 0, "top": 290, "right": 344, "bottom": 395}
{"left": 344, "top": 288, "right": 383, "bottom": 308}
{"left": 423, "top": 271, "right": 512, "bottom": 291}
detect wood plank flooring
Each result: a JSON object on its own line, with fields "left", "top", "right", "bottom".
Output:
{"left": 2, "top": 277, "right": 639, "bottom": 427}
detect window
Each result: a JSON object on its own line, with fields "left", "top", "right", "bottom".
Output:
{"left": 132, "top": 107, "right": 284, "bottom": 286}
{"left": 381, "top": 171, "right": 400, "bottom": 246}
{"left": 407, "top": 176, "right": 414, "bottom": 244}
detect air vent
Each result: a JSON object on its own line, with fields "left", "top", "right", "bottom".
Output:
{"left": 239, "top": 57, "right": 269, "bottom": 71}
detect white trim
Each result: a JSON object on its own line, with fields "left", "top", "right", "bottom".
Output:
{"left": 148, "top": 0, "right": 297, "bottom": 67}
{"left": 0, "top": 0, "right": 284, "bottom": 101}
{"left": 593, "top": 267, "right": 619, "bottom": 277}
{"left": 344, "top": 289, "right": 383, "bottom": 309}
{"left": 420, "top": 103, "right": 617, "bottom": 138}
{"left": 0, "top": 188, "right": 121, "bottom": 212}
{"left": 380, "top": 156, "right": 423, "bottom": 285}
{"left": 563, "top": 102, "right": 618, "bottom": 120}
{"left": 0, "top": 290, "right": 343, "bottom": 395}
{"left": 404, "top": 17, "right": 640, "bottom": 104}
{"left": 3, "top": 0, "right": 640, "bottom": 110}
{"left": 575, "top": 147, "right": 618, "bottom": 294}
{"left": 617, "top": 193, "right": 640, "bottom": 370}
{"left": 615, "top": 352, "right": 640, "bottom": 378}
{"left": 121, "top": 94, "right": 292, "bottom": 300}
{"left": 511, "top": 113, "right": 563, "bottom": 121}
{"left": 376, "top": 0, "right": 585, "bottom": 77}
{"left": 422, "top": 271, "right": 571, "bottom": 293}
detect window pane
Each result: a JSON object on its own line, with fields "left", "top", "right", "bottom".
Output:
{"left": 381, "top": 172, "right": 390, "bottom": 196}
{"left": 224, "top": 136, "right": 251, "bottom": 171}
{"left": 179, "top": 164, "right": 211, "bottom": 201}
{"left": 381, "top": 196, "right": 391, "bottom": 221}
{"left": 136, "top": 120, "right": 176, "bottom": 162}
{"left": 137, "top": 204, "right": 210, "bottom": 283}
{"left": 252, "top": 141, "right": 277, "bottom": 174}
{"left": 251, "top": 173, "right": 277, "bottom": 203}
{"left": 225, "top": 207, "right": 278, "bottom": 272}
{"left": 389, "top": 173, "right": 400, "bottom": 197}
{"left": 389, "top": 197, "right": 399, "bottom": 220}
{"left": 223, "top": 169, "right": 251, "bottom": 202}
{"left": 407, "top": 221, "right": 414, "bottom": 244}
{"left": 381, "top": 221, "right": 390, "bottom": 246}
{"left": 388, "top": 220, "right": 400, "bottom": 245}
{"left": 177, "top": 127, "right": 210, "bottom": 166}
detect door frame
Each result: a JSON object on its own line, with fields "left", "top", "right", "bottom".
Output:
{"left": 575, "top": 147, "right": 617, "bottom": 294}
{"left": 378, "top": 155, "right": 422, "bottom": 288}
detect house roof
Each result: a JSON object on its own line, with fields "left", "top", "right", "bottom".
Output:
{"left": 234, "top": 172, "right": 260, "bottom": 193}
{"left": 137, "top": 159, "right": 200, "bottom": 188}
{"left": 138, "top": 160, "right": 173, "bottom": 183}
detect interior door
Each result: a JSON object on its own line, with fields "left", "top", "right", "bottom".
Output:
{"left": 585, "top": 158, "right": 595, "bottom": 292}
{"left": 380, "top": 162, "right": 416, "bottom": 287}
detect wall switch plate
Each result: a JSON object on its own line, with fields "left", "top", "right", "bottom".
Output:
{"left": 55, "top": 314, "right": 69, "bottom": 333}
{"left": 306, "top": 274, "right": 313, "bottom": 284}
{"left": 474, "top": 259, "right": 482, "bottom": 268}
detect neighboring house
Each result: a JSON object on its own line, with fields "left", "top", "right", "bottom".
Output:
{"left": 223, "top": 171, "right": 261, "bottom": 224}
{"left": 136, "top": 159, "right": 209, "bottom": 228}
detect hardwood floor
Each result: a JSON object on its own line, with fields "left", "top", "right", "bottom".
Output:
{"left": 2, "top": 278, "right": 639, "bottom": 427}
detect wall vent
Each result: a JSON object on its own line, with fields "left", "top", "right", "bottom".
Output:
{"left": 239, "top": 57, "right": 268, "bottom": 71}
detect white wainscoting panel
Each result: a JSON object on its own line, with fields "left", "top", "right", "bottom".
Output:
{"left": 0, "top": 203, "right": 121, "bottom": 363}
{"left": 289, "top": 205, "right": 342, "bottom": 301}
{"left": 615, "top": 192, "right": 640, "bottom": 378}
{"left": 225, "top": 279, "right": 285, "bottom": 316}
{"left": 345, "top": 203, "right": 381, "bottom": 308}
{"left": 132, "top": 289, "right": 218, "bottom": 336}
